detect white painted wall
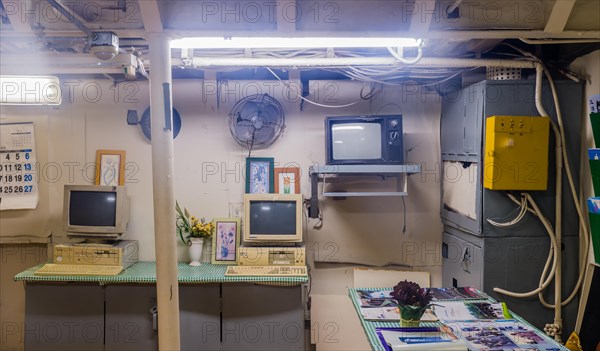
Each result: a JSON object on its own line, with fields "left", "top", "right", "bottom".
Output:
{"left": 1, "top": 79, "right": 444, "bottom": 270}
{"left": 1, "top": 79, "right": 443, "bottom": 351}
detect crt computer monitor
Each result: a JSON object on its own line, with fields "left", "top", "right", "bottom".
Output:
{"left": 63, "top": 185, "right": 129, "bottom": 240}
{"left": 243, "top": 194, "right": 303, "bottom": 244}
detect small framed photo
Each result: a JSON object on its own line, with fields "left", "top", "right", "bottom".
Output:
{"left": 245, "top": 157, "right": 274, "bottom": 194}
{"left": 211, "top": 218, "right": 240, "bottom": 264}
{"left": 95, "top": 150, "right": 126, "bottom": 186}
{"left": 274, "top": 167, "right": 300, "bottom": 194}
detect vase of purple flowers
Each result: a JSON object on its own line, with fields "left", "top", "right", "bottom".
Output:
{"left": 390, "top": 280, "right": 433, "bottom": 327}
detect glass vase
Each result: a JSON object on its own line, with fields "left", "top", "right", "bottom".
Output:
{"left": 399, "top": 305, "right": 426, "bottom": 327}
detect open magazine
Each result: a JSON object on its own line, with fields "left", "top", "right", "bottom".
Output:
{"left": 356, "top": 289, "right": 393, "bottom": 299}
{"left": 360, "top": 306, "right": 438, "bottom": 322}
{"left": 357, "top": 287, "right": 487, "bottom": 301}
{"left": 429, "top": 287, "right": 488, "bottom": 300}
{"left": 433, "top": 301, "right": 511, "bottom": 321}
{"left": 376, "top": 327, "right": 468, "bottom": 351}
{"left": 446, "top": 320, "right": 562, "bottom": 351}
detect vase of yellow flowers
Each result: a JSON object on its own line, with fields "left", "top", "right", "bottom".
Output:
{"left": 176, "top": 202, "right": 214, "bottom": 266}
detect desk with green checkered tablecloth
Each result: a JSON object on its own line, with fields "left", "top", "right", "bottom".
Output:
{"left": 16, "top": 261, "right": 308, "bottom": 350}
{"left": 348, "top": 287, "right": 570, "bottom": 351}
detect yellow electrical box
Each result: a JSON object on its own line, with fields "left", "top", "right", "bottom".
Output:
{"left": 484, "top": 116, "right": 550, "bottom": 190}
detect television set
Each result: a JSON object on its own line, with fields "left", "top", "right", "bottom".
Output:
{"left": 63, "top": 185, "right": 129, "bottom": 239}
{"left": 325, "top": 115, "right": 403, "bottom": 165}
{"left": 243, "top": 194, "right": 303, "bottom": 244}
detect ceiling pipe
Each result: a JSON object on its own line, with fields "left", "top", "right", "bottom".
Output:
{"left": 520, "top": 38, "right": 600, "bottom": 44}
{"left": 185, "top": 56, "right": 537, "bottom": 69}
{"left": 46, "top": 0, "right": 93, "bottom": 37}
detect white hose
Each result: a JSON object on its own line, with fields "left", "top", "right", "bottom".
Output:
{"left": 537, "top": 67, "right": 591, "bottom": 308}
{"left": 492, "top": 62, "right": 591, "bottom": 343}
{"left": 493, "top": 64, "right": 563, "bottom": 303}
{"left": 493, "top": 194, "right": 558, "bottom": 297}
{"left": 486, "top": 196, "right": 528, "bottom": 227}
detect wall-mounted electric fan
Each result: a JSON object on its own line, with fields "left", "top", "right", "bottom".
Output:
{"left": 228, "top": 94, "right": 285, "bottom": 150}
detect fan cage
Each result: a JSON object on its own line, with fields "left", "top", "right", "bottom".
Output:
{"left": 228, "top": 94, "right": 286, "bottom": 150}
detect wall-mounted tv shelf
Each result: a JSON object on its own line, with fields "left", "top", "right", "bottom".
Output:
{"left": 308, "top": 165, "right": 421, "bottom": 218}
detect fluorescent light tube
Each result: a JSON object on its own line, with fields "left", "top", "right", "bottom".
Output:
{"left": 0, "top": 76, "right": 61, "bottom": 105}
{"left": 171, "top": 37, "right": 421, "bottom": 49}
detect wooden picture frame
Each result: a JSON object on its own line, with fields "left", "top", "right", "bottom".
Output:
{"left": 95, "top": 150, "right": 126, "bottom": 186}
{"left": 211, "top": 218, "right": 240, "bottom": 264}
{"left": 274, "top": 167, "right": 300, "bottom": 194}
{"left": 245, "top": 157, "right": 274, "bottom": 194}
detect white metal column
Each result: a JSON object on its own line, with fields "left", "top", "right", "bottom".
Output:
{"left": 148, "top": 33, "right": 181, "bottom": 351}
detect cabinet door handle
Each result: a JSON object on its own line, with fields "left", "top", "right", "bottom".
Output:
{"left": 149, "top": 305, "right": 158, "bottom": 331}
{"left": 461, "top": 247, "right": 471, "bottom": 273}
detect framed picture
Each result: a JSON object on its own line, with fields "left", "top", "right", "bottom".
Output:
{"left": 245, "top": 157, "right": 274, "bottom": 194}
{"left": 95, "top": 150, "right": 126, "bottom": 186}
{"left": 274, "top": 167, "right": 300, "bottom": 194}
{"left": 211, "top": 218, "right": 240, "bottom": 264}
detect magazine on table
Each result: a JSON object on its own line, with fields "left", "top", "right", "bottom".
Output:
{"left": 356, "top": 289, "right": 393, "bottom": 299}
{"left": 433, "top": 301, "right": 512, "bottom": 321}
{"left": 360, "top": 298, "right": 399, "bottom": 308}
{"left": 428, "top": 287, "right": 488, "bottom": 301}
{"left": 360, "top": 306, "right": 401, "bottom": 320}
{"left": 360, "top": 306, "right": 438, "bottom": 322}
{"left": 357, "top": 287, "right": 488, "bottom": 301}
{"left": 446, "top": 320, "right": 562, "bottom": 351}
{"left": 376, "top": 326, "right": 468, "bottom": 351}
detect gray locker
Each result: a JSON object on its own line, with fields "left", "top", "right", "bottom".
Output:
{"left": 440, "top": 79, "right": 583, "bottom": 333}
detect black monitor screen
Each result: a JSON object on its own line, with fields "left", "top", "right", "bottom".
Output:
{"left": 69, "top": 191, "right": 117, "bottom": 226}
{"left": 249, "top": 201, "right": 296, "bottom": 235}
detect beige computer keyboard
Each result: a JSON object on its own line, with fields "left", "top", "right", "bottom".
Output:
{"left": 34, "top": 264, "right": 123, "bottom": 276}
{"left": 225, "top": 265, "right": 307, "bottom": 277}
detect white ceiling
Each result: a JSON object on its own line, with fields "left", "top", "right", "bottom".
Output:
{"left": 0, "top": 0, "right": 599, "bottom": 79}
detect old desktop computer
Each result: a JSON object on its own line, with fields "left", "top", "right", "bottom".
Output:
{"left": 225, "top": 194, "right": 307, "bottom": 276}
{"left": 35, "top": 185, "right": 138, "bottom": 276}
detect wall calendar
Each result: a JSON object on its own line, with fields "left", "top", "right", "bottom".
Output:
{"left": 0, "top": 122, "right": 39, "bottom": 210}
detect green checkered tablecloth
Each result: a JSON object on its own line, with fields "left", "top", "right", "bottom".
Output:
{"left": 348, "top": 287, "right": 570, "bottom": 351}
{"left": 14, "top": 261, "right": 308, "bottom": 286}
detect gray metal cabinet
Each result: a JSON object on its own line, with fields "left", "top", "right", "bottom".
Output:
{"left": 443, "top": 228, "right": 581, "bottom": 332}
{"left": 105, "top": 284, "right": 158, "bottom": 350}
{"left": 441, "top": 80, "right": 583, "bottom": 236}
{"left": 25, "top": 283, "right": 104, "bottom": 351}
{"left": 440, "top": 79, "right": 583, "bottom": 333}
{"left": 179, "top": 284, "right": 221, "bottom": 351}
{"left": 105, "top": 284, "right": 221, "bottom": 351}
{"left": 25, "top": 282, "right": 302, "bottom": 350}
{"left": 222, "top": 284, "right": 305, "bottom": 351}
{"left": 442, "top": 230, "right": 483, "bottom": 289}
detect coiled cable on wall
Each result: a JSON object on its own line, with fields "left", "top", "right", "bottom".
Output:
{"left": 486, "top": 195, "right": 529, "bottom": 227}
{"left": 492, "top": 193, "right": 559, "bottom": 298}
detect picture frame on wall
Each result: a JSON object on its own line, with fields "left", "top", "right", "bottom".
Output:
{"left": 211, "top": 218, "right": 240, "bottom": 264}
{"left": 245, "top": 157, "right": 274, "bottom": 194}
{"left": 95, "top": 150, "right": 126, "bottom": 186}
{"left": 274, "top": 167, "right": 300, "bottom": 194}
